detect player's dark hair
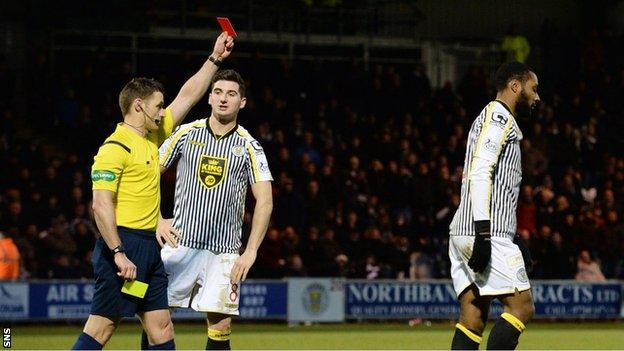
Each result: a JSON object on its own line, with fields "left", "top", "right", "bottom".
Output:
{"left": 494, "top": 62, "right": 532, "bottom": 92}
{"left": 118, "top": 77, "right": 165, "bottom": 115}
{"left": 211, "top": 69, "right": 246, "bottom": 97}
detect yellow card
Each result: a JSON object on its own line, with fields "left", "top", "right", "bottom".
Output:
{"left": 121, "top": 280, "right": 149, "bottom": 298}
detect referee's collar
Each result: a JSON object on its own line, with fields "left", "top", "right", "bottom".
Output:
{"left": 207, "top": 120, "right": 238, "bottom": 140}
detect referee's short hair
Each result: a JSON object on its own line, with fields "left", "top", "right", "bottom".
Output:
{"left": 211, "top": 69, "right": 246, "bottom": 97}
{"left": 119, "top": 77, "right": 165, "bottom": 115}
{"left": 494, "top": 62, "right": 532, "bottom": 92}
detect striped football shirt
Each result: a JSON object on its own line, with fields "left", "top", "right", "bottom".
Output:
{"left": 159, "top": 119, "right": 273, "bottom": 252}
{"left": 449, "top": 100, "right": 523, "bottom": 239}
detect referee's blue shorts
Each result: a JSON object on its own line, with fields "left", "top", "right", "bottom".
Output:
{"left": 90, "top": 227, "right": 168, "bottom": 317}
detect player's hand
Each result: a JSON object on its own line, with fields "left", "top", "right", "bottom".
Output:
{"left": 114, "top": 253, "right": 137, "bottom": 280}
{"left": 212, "top": 32, "right": 234, "bottom": 60}
{"left": 156, "top": 217, "right": 181, "bottom": 248}
{"left": 468, "top": 220, "right": 491, "bottom": 274}
{"left": 230, "top": 250, "right": 257, "bottom": 284}
{"left": 513, "top": 233, "right": 533, "bottom": 272}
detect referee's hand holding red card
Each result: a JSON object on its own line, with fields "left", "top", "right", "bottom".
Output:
{"left": 212, "top": 32, "right": 234, "bottom": 60}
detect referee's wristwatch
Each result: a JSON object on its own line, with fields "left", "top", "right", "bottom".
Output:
{"left": 111, "top": 244, "right": 125, "bottom": 255}
{"left": 208, "top": 55, "right": 222, "bottom": 67}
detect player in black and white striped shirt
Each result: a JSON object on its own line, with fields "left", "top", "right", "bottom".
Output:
{"left": 448, "top": 62, "right": 539, "bottom": 350}
{"left": 158, "top": 69, "right": 273, "bottom": 350}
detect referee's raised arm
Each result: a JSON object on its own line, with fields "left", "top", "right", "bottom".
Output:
{"left": 167, "top": 32, "right": 235, "bottom": 128}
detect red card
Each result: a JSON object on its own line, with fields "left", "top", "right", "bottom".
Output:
{"left": 217, "top": 17, "right": 237, "bottom": 38}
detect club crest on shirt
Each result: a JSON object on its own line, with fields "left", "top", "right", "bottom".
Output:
{"left": 516, "top": 267, "right": 528, "bottom": 283}
{"left": 198, "top": 155, "right": 227, "bottom": 189}
{"left": 232, "top": 145, "right": 245, "bottom": 157}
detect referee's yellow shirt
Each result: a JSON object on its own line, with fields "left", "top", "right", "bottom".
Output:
{"left": 91, "top": 108, "right": 174, "bottom": 231}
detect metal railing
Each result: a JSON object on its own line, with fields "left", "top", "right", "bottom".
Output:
{"left": 145, "top": 1, "right": 425, "bottom": 39}
{"left": 49, "top": 28, "right": 502, "bottom": 90}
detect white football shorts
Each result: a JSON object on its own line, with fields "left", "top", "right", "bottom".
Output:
{"left": 161, "top": 245, "right": 240, "bottom": 315}
{"left": 449, "top": 235, "right": 530, "bottom": 297}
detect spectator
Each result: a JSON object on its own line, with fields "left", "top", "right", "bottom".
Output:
{"left": 301, "top": 227, "right": 323, "bottom": 276}
{"left": 0, "top": 231, "right": 20, "bottom": 280}
{"left": 364, "top": 255, "right": 380, "bottom": 280}
{"left": 284, "top": 254, "right": 307, "bottom": 277}
{"left": 517, "top": 185, "right": 537, "bottom": 234}
{"left": 575, "top": 250, "right": 606, "bottom": 282}
{"left": 254, "top": 228, "right": 285, "bottom": 278}
{"left": 522, "top": 139, "right": 548, "bottom": 184}
{"left": 408, "top": 251, "right": 433, "bottom": 280}
{"left": 501, "top": 24, "right": 531, "bottom": 63}
{"left": 273, "top": 178, "right": 304, "bottom": 231}
{"left": 317, "top": 228, "right": 342, "bottom": 276}
{"left": 37, "top": 216, "right": 77, "bottom": 277}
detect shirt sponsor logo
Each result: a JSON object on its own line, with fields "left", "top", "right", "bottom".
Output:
{"left": 198, "top": 155, "right": 227, "bottom": 189}
{"left": 91, "top": 170, "right": 116, "bottom": 182}
{"left": 189, "top": 140, "right": 206, "bottom": 147}
{"left": 0, "top": 284, "right": 29, "bottom": 318}
{"left": 490, "top": 113, "right": 508, "bottom": 128}
{"left": 250, "top": 140, "right": 264, "bottom": 155}
{"left": 506, "top": 253, "right": 524, "bottom": 268}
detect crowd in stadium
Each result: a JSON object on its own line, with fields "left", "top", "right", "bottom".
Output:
{"left": 0, "top": 27, "right": 623, "bottom": 282}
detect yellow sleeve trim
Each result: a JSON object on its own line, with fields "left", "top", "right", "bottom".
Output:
{"left": 501, "top": 312, "right": 526, "bottom": 332}
{"left": 235, "top": 126, "right": 249, "bottom": 137}
{"left": 245, "top": 144, "right": 260, "bottom": 183}
{"left": 455, "top": 323, "right": 482, "bottom": 344}
{"left": 208, "top": 328, "right": 231, "bottom": 341}
{"left": 468, "top": 102, "right": 493, "bottom": 216}
{"left": 159, "top": 121, "right": 202, "bottom": 165}
{"left": 473, "top": 102, "right": 494, "bottom": 163}
{"left": 470, "top": 102, "right": 514, "bottom": 215}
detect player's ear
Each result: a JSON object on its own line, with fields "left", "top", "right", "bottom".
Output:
{"left": 239, "top": 97, "right": 247, "bottom": 109}
{"left": 509, "top": 79, "right": 520, "bottom": 94}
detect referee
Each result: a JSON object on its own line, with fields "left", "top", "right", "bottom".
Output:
{"left": 71, "top": 33, "right": 234, "bottom": 350}
{"left": 448, "top": 62, "right": 539, "bottom": 350}
{"left": 158, "top": 69, "right": 273, "bottom": 350}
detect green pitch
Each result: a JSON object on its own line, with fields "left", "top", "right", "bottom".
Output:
{"left": 7, "top": 322, "right": 624, "bottom": 349}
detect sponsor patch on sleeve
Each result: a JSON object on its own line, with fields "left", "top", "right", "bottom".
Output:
{"left": 482, "top": 138, "right": 501, "bottom": 156}
{"left": 490, "top": 112, "right": 509, "bottom": 128}
{"left": 255, "top": 152, "right": 272, "bottom": 180}
{"left": 92, "top": 170, "right": 116, "bottom": 182}
{"left": 250, "top": 140, "right": 265, "bottom": 155}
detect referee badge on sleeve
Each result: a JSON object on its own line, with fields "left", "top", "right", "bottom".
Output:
{"left": 198, "top": 155, "right": 227, "bottom": 189}
{"left": 92, "top": 170, "right": 116, "bottom": 182}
